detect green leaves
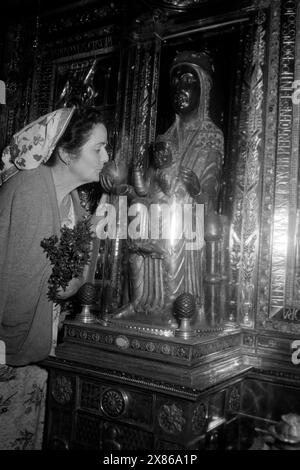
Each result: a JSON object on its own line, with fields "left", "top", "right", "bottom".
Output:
{"left": 41, "top": 219, "right": 93, "bottom": 303}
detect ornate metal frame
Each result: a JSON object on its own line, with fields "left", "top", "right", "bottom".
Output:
{"left": 113, "top": 1, "right": 274, "bottom": 332}
{"left": 259, "top": 0, "right": 300, "bottom": 333}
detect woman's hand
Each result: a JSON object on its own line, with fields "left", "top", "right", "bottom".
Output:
{"left": 55, "top": 262, "right": 90, "bottom": 300}
{"left": 56, "top": 277, "right": 85, "bottom": 300}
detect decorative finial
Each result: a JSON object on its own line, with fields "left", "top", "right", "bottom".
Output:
{"left": 174, "top": 292, "right": 197, "bottom": 339}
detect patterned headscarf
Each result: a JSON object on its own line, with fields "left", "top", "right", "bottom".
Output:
{"left": 0, "top": 107, "right": 75, "bottom": 186}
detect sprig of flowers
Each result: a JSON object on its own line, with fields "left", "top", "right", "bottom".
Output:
{"left": 41, "top": 218, "right": 93, "bottom": 303}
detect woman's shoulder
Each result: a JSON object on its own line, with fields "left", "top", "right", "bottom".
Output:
{"left": 0, "top": 165, "right": 57, "bottom": 228}
{"left": 0, "top": 166, "right": 50, "bottom": 198}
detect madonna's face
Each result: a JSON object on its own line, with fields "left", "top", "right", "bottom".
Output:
{"left": 170, "top": 64, "right": 200, "bottom": 116}
{"left": 70, "top": 123, "right": 109, "bottom": 184}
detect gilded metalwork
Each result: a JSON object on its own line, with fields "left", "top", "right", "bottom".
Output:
{"left": 229, "top": 26, "right": 253, "bottom": 326}
{"left": 229, "top": 10, "right": 268, "bottom": 329}
{"left": 131, "top": 41, "right": 160, "bottom": 167}
{"left": 108, "top": 318, "right": 175, "bottom": 336}
{"left": 42, "top": 3, "right": 121, "bottom": 37}
{"left": 192, "top": 335, "right": 240, "bottom": 360}
{"left": 107, "top": 314, "right": 225, "bottom": 336}
{"left": 253, "top": 368, "right": 300, "bottom": 382}
{"left": 158, "top": 403, "right": 186, "bottom": 434}
{"left": 239, "top": 12, "right": 266, "bottom": 327}
{"left": 46, "top": 33, "right": 117, "bottom": 62}
{"left": 30, "top": 20, "right": 118, "bottom": 119}
{"left": 254, "top": 0, "right": 272, "bottom": 7}
{"left": 146, "top": 0, "right": 209, "bottom": 9}
{"left": 56, "top": 59, "right": 99, "bottom": 108}
{"left": 256, "top": 0, "right": 281, "bottom": 328}
{"left": 257, "top": 336, "right": 278, "bottom": 348}
{"left": 64, "top": 324, "right": 241, "bottom": 366}
{"left": 79, "top": 368, "right": 202, "bottom": 400}
{"left": 65, "top": 324, "right": 185, "bottom": 359}
{"left": 265, "top": 320, "right": 300, "bottom": 334}
{"left": 291, "top": 2, "right": 300, "bottom": 306}
{"left": 115, "top": 335, "right": 130, "bottom": 349}
{"left": 270, "top": 0, "right": 296, "bottom": 313}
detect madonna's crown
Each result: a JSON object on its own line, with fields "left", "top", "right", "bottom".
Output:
{"left": 171, "top": 50, "right": 214, "bottom": 77}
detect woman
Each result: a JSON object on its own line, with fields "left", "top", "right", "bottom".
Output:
{"left": 0, "top": 106, "right": 109, "bottom": 449}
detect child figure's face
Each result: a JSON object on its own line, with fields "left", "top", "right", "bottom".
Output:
{"left": 153, "top": 141, "right": 173, "bottom": 169}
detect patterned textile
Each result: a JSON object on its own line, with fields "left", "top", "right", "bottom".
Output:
{"left": 0, "top": 107, "right": 75, "bottom": 186}
{"left": 0, "top": 365, "right": 47, "bottom": 450}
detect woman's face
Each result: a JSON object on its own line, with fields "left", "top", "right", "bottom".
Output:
{"left": 70, "top": 123, "right": 109, "bottom": 184}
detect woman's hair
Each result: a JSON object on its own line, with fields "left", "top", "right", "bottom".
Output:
{"left": 47, "top": 106, "right": 105, "bottom": 165}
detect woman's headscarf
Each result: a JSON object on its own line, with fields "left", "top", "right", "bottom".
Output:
{"left": 0, "top": 107, "right": 75, "bottom": 186}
